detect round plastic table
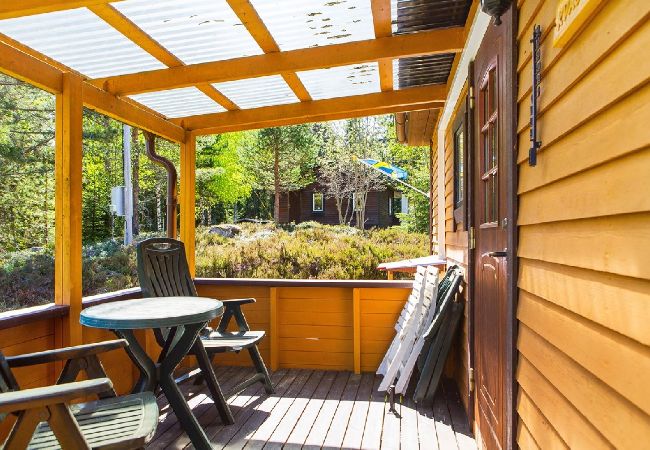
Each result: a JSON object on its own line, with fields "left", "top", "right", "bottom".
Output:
{"left": 81, "top": 296, "right": 223, "bottom": 450}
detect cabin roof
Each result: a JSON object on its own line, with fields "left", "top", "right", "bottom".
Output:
{"left": 0, "top": 0, "right": 473, "bottom": 137}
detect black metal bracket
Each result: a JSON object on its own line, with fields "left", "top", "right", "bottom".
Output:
{"left": 529, "top": 25, "right": 542, "bottom": 166}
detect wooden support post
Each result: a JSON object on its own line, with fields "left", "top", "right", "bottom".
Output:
{"left": 180, "top": 131, "right": 196, "bottom": 277}
{"left": 353, "top": 288, "right": 361, "bottom": 374}
{"left": 269, "top": 287, "right": 279, "bottom": 371}
{"left": 55, "top": 72, "right": 83, "bottom": 350}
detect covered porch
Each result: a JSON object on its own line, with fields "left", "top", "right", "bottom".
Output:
{"left": 1, "top": 0, "right": 480, "bottom": 447}
{"left": 3, "top": 0, "right": 648, "bottom": 448}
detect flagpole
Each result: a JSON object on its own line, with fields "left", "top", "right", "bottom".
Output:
{"left": 356, "top": 158, "right": 430, "bottom": 198}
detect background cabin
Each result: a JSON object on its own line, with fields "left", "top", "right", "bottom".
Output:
{"left": 278, "top": 181, "right": 404, "bottom": 228}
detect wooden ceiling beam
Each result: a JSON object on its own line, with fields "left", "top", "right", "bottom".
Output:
{"left": 225, "top": 0, "right": 312, "bottom": 102}
{"left": 371, "top": 0, "right": 394, "bottom": 92}
{"left": 0, "top": 0, "right": 123, "bottom": 20}
{"left": 174, "top": 84, "right": 447, "bottom": 134}
{"left": 82, "top": 83, "right": 185, "bottom": 142}
{"left": 92, "top": 27, "right": 464, "bottom": 95}
{"left": 0, "top": 39, "right": 62, "bottom": 93}
{"left": 193, "top": 101, "right": 443, "bottom": 135}
{"left": 88, "top": 3, "right": 238, "bottom": 111}
{"left": 88, "top": 3, "right": 183, "bottom": 67}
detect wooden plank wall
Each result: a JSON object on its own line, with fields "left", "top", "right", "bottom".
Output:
{"left": 0, "top": 319, "right": 56, "bottom": 438}
{"left": 196, "top": 284, "right": 411, "bottom": 372}
{"left": 515, "top": 0, "right": 650, "bottom": 447}
{"left": 442, "top": 84, "right": 471, "bottom": 413}
{"left": 196, "top": 285, "right": 272, "bottom": 367}
{"left": 430, "top": 133, "right": 439, "bottom": 254}
{"left": 0, "top": 282, "right": 411, "bottom": 441}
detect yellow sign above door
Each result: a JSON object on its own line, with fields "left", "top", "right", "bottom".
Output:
{"left": 553, "top": 0, "right": 605, "bottom": 47}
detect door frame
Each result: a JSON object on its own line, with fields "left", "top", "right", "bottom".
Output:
{"left": 504, "top": 6, "right": 519, "bottom": 449}
{"left": 466, "top": 7, "right": 518, "bottom": 450}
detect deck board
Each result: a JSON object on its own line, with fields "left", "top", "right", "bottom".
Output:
{"left": 361, "top": 375, "right": 386, "bottom": 449}
{"left": 146, "top": 367, "right": 475, "bottom": 450}
{"left": 341, "top": 372, "right": 374, "bottom": 449}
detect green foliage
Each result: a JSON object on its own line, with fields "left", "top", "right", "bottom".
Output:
{"left": 385, "top": 118, "right": 431, "bottom": 233}
{"left": 195, "top": 133, "right": 253, "bottom": 224}
{"left": 194, "top": 223, "right": 428, "bottom": 280}
{"left": 242, "top": 125, "right": 318, "bottom": 195}
{"left": 0, "top": 249, "right": 55, "bottom": 311}
{"left": 0, "top": 224, "right": 427, "bottom": 311}
{"left": 0, "top": 74, "right": 56, "bottom": 251}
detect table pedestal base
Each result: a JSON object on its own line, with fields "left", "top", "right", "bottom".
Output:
{"left": 116, "top": 322, "right": 212, "bottom": 450}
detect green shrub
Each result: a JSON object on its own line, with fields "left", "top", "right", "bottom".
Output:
{"left": 195, "top": 223, "right": 428, "bottom": 280}
{"left": 0, "top": 224, "right": 428, "bottom": 312}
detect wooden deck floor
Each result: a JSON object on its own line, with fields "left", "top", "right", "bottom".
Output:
{"left": 147, "top": 367, "right": 477, "bottom": 449}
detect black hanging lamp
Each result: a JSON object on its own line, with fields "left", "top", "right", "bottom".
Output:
{"left": 480, "top": 0, "right": 512, "bottom": 25}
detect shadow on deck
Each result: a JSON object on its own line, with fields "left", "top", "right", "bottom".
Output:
{"left": 148, "top": 366, "right": 476, "bottom": 449}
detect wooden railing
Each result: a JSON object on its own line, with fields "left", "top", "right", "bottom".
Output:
{"left": 0, "top": 278, "right": 412, "bottom": 393}
{"left": 194, "top": 278, "right": 412, "bottom": 373}
{"left": 0, "top": 278, "right": 413, "bottom": 439}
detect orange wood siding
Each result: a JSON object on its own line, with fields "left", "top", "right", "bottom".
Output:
{"left": 0, "top": 319, "right": 56, "bottom": 438}
{"left": 442, "top": 84, "right": 471, "bottom": 413}
{"left": 430, "top": 134, "right": 439, "bottom": 253}
{"left": 196, "top": 284, "right": 411, "bottom": 372}
{"left": 515, "top": 0, "right": 650, "bottom": 448}
{"left": 0, "top": 282, "right": 412, "bottom": 441}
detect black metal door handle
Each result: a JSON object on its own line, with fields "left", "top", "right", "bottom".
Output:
{"left": 487, "top": 251, "right": 507, "bottom": 258}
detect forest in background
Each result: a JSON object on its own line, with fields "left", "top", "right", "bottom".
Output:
{"left": 0, "top": 74, "right": 431, "bottom": 311}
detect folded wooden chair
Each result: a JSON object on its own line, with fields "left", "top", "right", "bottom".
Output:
{"left": 413, "top": 265, "right": 464, "bottom": 404}
{"left": 0, "top": 339, "right": 158, "bottom": 449}
{"left": 377, "top": 265, "right": 439, "bottom": 392}
{"left": 136, "top": 238, "right": 274, "bottom": 425}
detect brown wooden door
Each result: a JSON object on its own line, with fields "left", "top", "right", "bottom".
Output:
{"left": 472, "top": 10, "right": 511, "bottom": 450}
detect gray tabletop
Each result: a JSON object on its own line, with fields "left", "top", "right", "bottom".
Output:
{"left": 80, "top": 297, "right": 223, "bottom": 330}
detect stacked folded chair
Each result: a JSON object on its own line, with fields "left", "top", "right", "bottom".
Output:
{"left": 377, "top": 265, "right": 464, "bottom": 410}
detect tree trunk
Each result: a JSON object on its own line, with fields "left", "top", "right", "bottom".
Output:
{"left": 273, "top": 145, "right": 280, "bottom": 224}
{"left": 357, "top": 193, "right": 368, "bottom": 229}
{"left": 344, "top": 197, "right": 352, "bottom": 225}
{"left": 335, "top": 197, "right": 344, "bottom": 225}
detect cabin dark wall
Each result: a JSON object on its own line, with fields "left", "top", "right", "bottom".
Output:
{"left": 280, "top": 182, "right": 399, "bottom": 228}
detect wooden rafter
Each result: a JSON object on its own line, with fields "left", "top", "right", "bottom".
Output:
{"left": 88, "top": 3, "right": 238, "bottom": 111}
{"left": 371, "top": 0, "right": 394, "bottom": 91}
{"left": 174, "top": 84, "right": 447, "bottom": 134}
{"left": 225, "top": 0, "right": 312, "bottom": 102}
{"left": 92, "top": 27, "right": 464, "bottom": 95}
{"left": 0, "top": 39, "right": 62, "bottom": 93}
{"left": 192, "top": 101, "right": 443, "bottom": 135}
{"left": 0, "top": 0, "right": 122, "bottom": 20}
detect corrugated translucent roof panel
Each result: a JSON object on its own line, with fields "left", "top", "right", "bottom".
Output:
{"left": 251, "top": 0, "right": 375, "bottom": 51}
{"left": 212, "top": 76, "right": 299, "bottom": 109}
{"left": 298, "top": 63, "right": 380, "bottom": 100}
{"left": 113, "top": 0, "right": 263, "bottom": 65}
{"left": 129, "top": 87, "right": 226, "bottom": 118}
{"left": 0, "top": 8, "right": 165, "bottom": 78}
{"left": 391, "top": 0, "right": 472, "bottom": 35}
{"left": 393, "top": 54, "right": 455, "bottom": 89}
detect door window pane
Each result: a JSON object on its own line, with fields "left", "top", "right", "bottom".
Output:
{"left": 489, "top": 68, "right": 497, "bottom": 114}
{"left": 479, "top": 63, "right": 499, "bottom": 225}
{"left": 454, "top": 126, "right": 464, "bottom": 209}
